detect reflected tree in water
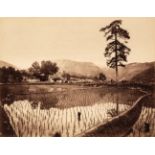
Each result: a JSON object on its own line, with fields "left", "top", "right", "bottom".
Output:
{"left": 100, "top": 20, "right": 131, "bottom": 114}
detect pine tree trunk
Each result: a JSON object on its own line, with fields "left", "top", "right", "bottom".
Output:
{"left": 115, "top": 33, "right": 119, "bottom": 114}
{"left": 115, "top": 33, "right": 118, "bottom": 83}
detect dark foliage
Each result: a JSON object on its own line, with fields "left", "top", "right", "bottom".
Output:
{"left": 100, "top": 20, "right": 130, "bottom": 81}
{"left": 29, "top": 60, "right": 59, "bottom": 81}
{"left": 98, "top": 73, "right": 106, "bottom": 81}
{"left": 94, "top": 73, "right": 106, "bottom": 81}
{"left": 0, "top": 67, "right": 23, "bottom": 83}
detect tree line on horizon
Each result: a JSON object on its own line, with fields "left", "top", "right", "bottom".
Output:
{"left": 0, "top": 67, "right": 23, "bottom": 83}
{"left": 0, "top": 60, "right": 107, "bottom": 83}
{"left": 0, "top": 60, "right": 59, "bottom": 83}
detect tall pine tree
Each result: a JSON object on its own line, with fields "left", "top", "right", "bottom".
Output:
{"left": 100, "top": 20, "right": 131, "bottom": 82}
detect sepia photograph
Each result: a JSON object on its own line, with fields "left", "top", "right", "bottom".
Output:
{"left": 0, "top": 17, "right": 155, "bottom": 137}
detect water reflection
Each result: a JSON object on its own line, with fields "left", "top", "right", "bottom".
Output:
{"left": 0, "top": 85, "right": 144, "bottom": 136}
{"left": 0, "top": 85, "right": 143, "bottom": 107}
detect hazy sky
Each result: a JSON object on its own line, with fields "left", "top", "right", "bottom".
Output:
{"left": 0, "top": 17, "right": 155, "bottom": 69}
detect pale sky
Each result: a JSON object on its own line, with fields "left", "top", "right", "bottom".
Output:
{"left": 0, "top": 17, "right": 155, "bottom": 69}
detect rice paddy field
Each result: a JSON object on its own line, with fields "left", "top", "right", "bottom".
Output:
{"left": 128, "top": 93, "right": 155, "bottom": 137}
{"left": 128, "top": 107, "right": 155, "bottom": 136}
{"left": 0, "top": 84, "right": 154, "bottom": 137}
{"left": 4, "top": 100, "right": 130, "bottom": 137}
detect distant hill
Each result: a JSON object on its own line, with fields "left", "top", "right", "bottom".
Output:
{"left": 104, "top": 61, "right": 155, "bottom": 83}
{"left": 0, "top": 60, "right": 18, "bottom": 69}
{"left": 0, "top": 59, "right": 154, "bottom": 83}
{"left": 55, "top": 59, "right": 104, "bottom": 78}
{"left": 128, "top": 62, "right": 155, "bottom": 83}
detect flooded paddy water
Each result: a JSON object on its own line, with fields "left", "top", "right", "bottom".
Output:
{"left": 0, "top": 84, "right": 154, "bottom": 137}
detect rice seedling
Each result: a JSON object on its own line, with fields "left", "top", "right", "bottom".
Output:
{"left": 129, "top": 107, "right": 155, "bottom": 137}
{"left": 4, "top": 100, "right": 130, "bottom": 137}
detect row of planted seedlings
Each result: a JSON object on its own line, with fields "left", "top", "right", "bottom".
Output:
{"left": 129, "top": 107, "right": 155, "bottom": 137}
{"left": 4, "top": 99, "right": 130, "bottom": 137}
{"left": 75, "top": 102, "right": 130, "bottom": 136}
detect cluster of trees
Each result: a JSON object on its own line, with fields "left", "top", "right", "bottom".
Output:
{"left": 28, "top": 60, "right": 59, "bottom": 81}
{"left": 0, "top": 60, "right": 59, "bottom": 83}
{"left": 0, "top": 67, "right": 23, "bottom": 83}
{"left": 0, "top": 61, "right": 107, "bottom": 84}
{"left": 94, "top": 73, "right": 106, "bottom": 81}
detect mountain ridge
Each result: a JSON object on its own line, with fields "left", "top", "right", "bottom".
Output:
{"left": 0, "top": 60, "right": 18, "bottom": 69}
{"left": 0, "top": 59, "right": 154, "bottom": 83}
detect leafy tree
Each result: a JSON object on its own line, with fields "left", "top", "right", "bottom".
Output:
{"left": 20, "top": 69, "right": 30, "bottom": 81}
{"left": 29, "top": 61, "right": 41, "bottom": 79}
{"left": 94, "top": 73, "right": 106, "bottom": 81}
{"left": 14, "top": 70, "right": 23, "bottom": 82}
{"left": 100, "top": 20, "right": 130, "bottom": 82}
{"left": 0, "top": 67, "right": 23, "bottom": 83}
{"left": 98, "top": 73, "right": 106, "bottom": 81}
{"left": 0, "top": 67, "right": 8, "bottom": 83}
{"left": 40, "top": 61, "right": 59, "bottom": 81}
{"left": 29, "top": 60, "right": 59, "bottom": 81}
{"left": 20, "top": 69, "right": 29, "bottom": 77}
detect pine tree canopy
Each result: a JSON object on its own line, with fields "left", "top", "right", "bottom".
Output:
{"left": 100, "top": 20, "right": 131, "bottom": 70}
